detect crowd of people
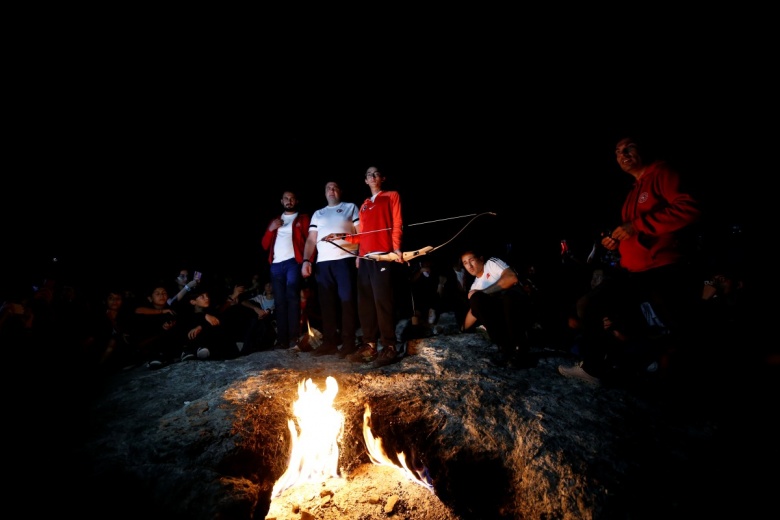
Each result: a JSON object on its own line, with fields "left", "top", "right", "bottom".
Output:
{"left": 1, "top": 142, "right": 756, "bottom": 390}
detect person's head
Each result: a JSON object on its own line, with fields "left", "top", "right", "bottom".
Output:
{"left": 364, "top": 166, "right": 385, "bottom": 191}
{"left": 461, "top": 250, "right": 485, "bottom": 278}
{"left": 281, "top": 191, "right": 298, "bottom": 213}
{"left": 324, "top": 181, "right": 342, "bottom": 206}
{"left": 147, "top": 285, "right": 168, "bottom": 308}
{"left": 176, "top": 269, "right": 189, "bottom": 288}
{"left": 188, "top": 287, "right": 210, "bottom": 311}
{"left": 264, "top": 282, "right": 273, "bottom": 295}
{"left": 106, "top": 290, "right": 124, "bottom": 311}
{"left": 590, "top": 269, "right": 605, "bottom": 289}
{"left": 615, "top": 135, "right": 657, "bottom": 177}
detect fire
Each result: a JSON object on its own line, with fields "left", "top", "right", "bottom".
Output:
{"left": 363, "top": 403, "right": 434, "bottom": 491}
{"left": 270, "top": 377, "right": 433, "bottom": 501}
{"left": 271, "top": 376, "right": 343, "bottom": 497}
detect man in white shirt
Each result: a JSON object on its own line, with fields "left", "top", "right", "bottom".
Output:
{"left": 301, "top": 181, "right": 361, "bottom": 357}
{"left": 461, "top": 249, "right": 537, "bottom": 369}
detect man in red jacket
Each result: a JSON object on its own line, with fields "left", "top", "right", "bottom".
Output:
{"left": 559, "top": 136, "right": 702, "bottom": 385}
{"left": 261, "top": 191, "right": 313, "bottom": 350}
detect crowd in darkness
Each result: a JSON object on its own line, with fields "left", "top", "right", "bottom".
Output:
{"left": 2, "top": 129, "right": 761, "bottom": 390}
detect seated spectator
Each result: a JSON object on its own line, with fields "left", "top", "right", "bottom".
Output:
{"left": 130, "top": 283, "right": 181, "bottom": 369}
{"left": 460, "top": 249, "right": 537, "bottom": 369}
{"left": 178, "top": 286, "right": 242, "bottom": 361}
{"left": 81, "top": 287, "right": 134, "bottom": 374}
{"left": 239, "top": 281, "right": 277, "bottom": 354}
{"left": 167, "top": 268, "right": 200, "bottom": 307}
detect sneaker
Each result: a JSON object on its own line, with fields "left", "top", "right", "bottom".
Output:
{"left": 371, "top": 345, "right": 401, "bottom": 368}
{"left": 558, "top": 362, "right": 601, "bottom": 385}
{"left": 196, "top": 347, "right": 211, "bottom": 360}
{"left": 347, "top": 342, "right": 378, "bottom": 363}
{"left": 147, "top": 359, "right": 164, "bottom": 370}
{"left": 312, "top": 342, "right": 339, "bottom": 357}
{"left": 181, "top": 352, "right": 196, "bottom": 362}
{"left": 337, "top": 342, "right": 359, "bottom": 359}
{"left": 428, "top": 309, "right": 437, "bottom": 325}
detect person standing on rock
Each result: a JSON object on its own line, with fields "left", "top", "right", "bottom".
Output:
{"left": 261, "top": 190, "right": 313, "bottom": 350}
{"left": 322, "top": 165, "right": 406, "bottom": 368}
{"left": 301, "top": 181, "right": 361, "bottom": 358}
{"left": 558, "top": 134, "right": 702, "bottom": 386}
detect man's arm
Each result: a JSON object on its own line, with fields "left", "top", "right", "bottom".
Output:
{"left": 301, "top": 230, "right": 318, "bottom": 278}
{"left": 482, "top": 267, "right": 519, "bottom": 295}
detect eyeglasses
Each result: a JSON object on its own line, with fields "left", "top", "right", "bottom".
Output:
{"left": 365, "top": 172, "right": 381, "bottom": 179}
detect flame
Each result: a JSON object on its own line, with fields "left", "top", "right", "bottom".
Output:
{"left": 271, "top": 376, "right": 343, "bottom": 497}
{"left": 270, "top": 377, "right": 433, "bottom": 502}
{"left": 363, "top": 403, "right": 434, "bottom": 491}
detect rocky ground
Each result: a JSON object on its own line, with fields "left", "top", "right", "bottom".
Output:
{"left": 19, "top": 313, "right": 777, "bottom": 519}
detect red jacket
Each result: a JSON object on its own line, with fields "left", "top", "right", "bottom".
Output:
{"left": 260, "top": 213, "right": 312, "bottom": 265}
{"left": 346, "top": 191, "right": 403, "bottom": 255}
{"left": 617, "top": 160, "right": 701, "bottom": 273}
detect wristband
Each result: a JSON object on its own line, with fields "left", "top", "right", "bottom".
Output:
{"left": 184, "top": 285, "right": 191, "bottom": 292}
{"left": 302, "top": 259, "right": 311, "bottom": 264}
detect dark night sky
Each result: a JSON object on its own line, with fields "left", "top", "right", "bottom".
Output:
{"left": 4, "top": 60, "right": 757, "bottom": 298}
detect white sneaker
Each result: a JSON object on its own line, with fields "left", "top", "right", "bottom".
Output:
{"left": 196, "top": 347, "right": 211, "bottom": 360}
{"left": 558, "top": 362, "right": 601, "bottom": 385}
{"left": 428, "top": 309, "right": 437, "bottom": 325}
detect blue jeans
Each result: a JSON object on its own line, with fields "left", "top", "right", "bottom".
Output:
{"left": 270, "top": 258, "right": 302, "bottom": 347}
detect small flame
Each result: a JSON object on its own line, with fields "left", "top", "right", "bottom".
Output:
{"left": 363, "top": 403, "right": 434, "bottom": 491}
{"left": 271, "top": 376, "right": 343, "bottom": 497}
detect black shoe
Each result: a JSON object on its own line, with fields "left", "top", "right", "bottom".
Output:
{"left": 336, "top": 342, "right": 359, "bottom": 359}
{"left": 312, "top": 342, "right": 339, "bottom": 357}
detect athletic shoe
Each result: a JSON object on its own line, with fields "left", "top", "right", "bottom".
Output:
{"left": 312, "top": 342, "right": 339, "bottom": 357}
{"left": 347, "top": 342, "right": 378, "bottom": 363}
{"left": 558, "top": 361, "right": 601, "bottom": 385}
{"left": 336, "top": 342, "right": 359, "bottom": 359}
{"left": 196, "top": 347, "right": 211, "bottom": 360}
{"left": 181, "top": 352, "right": 196, "bottom": 362}
{"left": 428, "top": 309, "right": 437, "bottom": 325}
{"left": 147, "top": 360, "right": 164, "bottom": 370}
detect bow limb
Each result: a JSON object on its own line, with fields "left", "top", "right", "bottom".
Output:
{"left": 425, "top": 211, "right": 496, "bottom": 254}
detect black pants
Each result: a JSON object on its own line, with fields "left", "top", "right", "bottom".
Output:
{"left": 469, "top": 287, "right": 533, "bottom": 356}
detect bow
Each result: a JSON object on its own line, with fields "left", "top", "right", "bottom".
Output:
{"left": 321, "top": 212, "right": 496, "bottom": 262}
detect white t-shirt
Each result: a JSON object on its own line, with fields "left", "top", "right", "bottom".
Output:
{"left": 469, "top": 257, "right": 509, "bottom": 291}
{"left": 309, "top": 202, "right": 360, "bottom": 263}
{"left": 273, "top": 212, "right": 297, "bottom": 263}
{"left": 249, "top": 293, "right": 274, "bottom": 312}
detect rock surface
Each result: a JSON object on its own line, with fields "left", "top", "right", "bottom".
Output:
{"left": 33, "top": 313, "right": 773, "bottom": 519}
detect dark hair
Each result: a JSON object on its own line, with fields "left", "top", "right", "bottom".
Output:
{"left": 617, "top": 133, "right": 659, "bottom": 164}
